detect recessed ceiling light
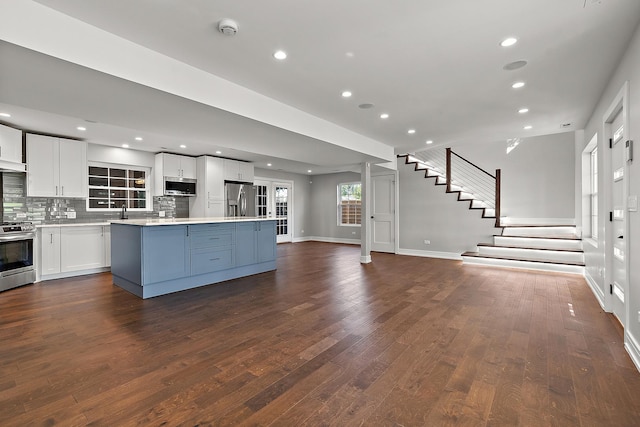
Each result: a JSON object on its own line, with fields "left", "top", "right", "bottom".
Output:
{"left": 358, "top": 103, "right": 374, "bottom": 109}
{"left": 518, "top": 108, "right": 529, "bottom": 114}
{"left": 512, "top": 82, "right": 525, "bottom": 89}
{"left": 180, "top": 144, "right": 187, "bottom": 148}
{"left": 346, "top": 52, "right": 355, "bottom": 58}
{"left": 273, "top": 50, "right": 287, "bottom": 60}
{"left": 380, "top": 113, "right": 389, "bottom": 119}
{"left": 426, "top": 140, "right": 433, "bottom": 145}
{"left": 135, "top": 137, "right": 143, "bottom": 141}
{"left": 77, "top": 126, "right": 86, "bottom": 131}
{"left": 307, "top": 169, "right": 312, "bottom": 173}
{"left": 215, "top": 150, "right": 222, "bottom": 154}
{"left": 407, "top": 129, "right": 416, "bottom": 134}
{"left": 524, "top": 125, "right": 533, "bottom": 130}
{"left": 267, "top": 163, "right": 272, "bottom": 167}
{"left": 122, "top": 144, "right": 129, "bottom": 148}
{"left": 500, "top": 37, "right": 518, "bottom": 47}
{"left": 0, "top": 113, "right": 11, "bottom": 118}
{"left": 341, "top": 91, "right": 352, "bottom": 98}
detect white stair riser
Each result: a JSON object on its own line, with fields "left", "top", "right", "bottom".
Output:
{"left": 477, "top": 246, "right": 584, "bottom": 263}
{"left": 462, "top": 257, "right": 584, "bottom": 275}
{"left": 494, "top": 236, "right": 583, "bottom": 251}
{"left": 502, "top": 226, "right": 578, "bottom": 237}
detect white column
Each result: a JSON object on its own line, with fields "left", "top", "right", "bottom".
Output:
{"left": 360, "top": 162, "right": 372, "bottom": 263}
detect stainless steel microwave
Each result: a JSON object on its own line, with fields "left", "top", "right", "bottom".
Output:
{"left": 163, "top": 176, "right": 196, "bottom": 196}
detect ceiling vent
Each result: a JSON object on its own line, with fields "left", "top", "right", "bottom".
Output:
{"left": 218, "top": 19, "right": 238, "bottom": 36}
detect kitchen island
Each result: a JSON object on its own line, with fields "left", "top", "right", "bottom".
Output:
{"left": 110, "top": 218, "right": 276, "bottom": 299}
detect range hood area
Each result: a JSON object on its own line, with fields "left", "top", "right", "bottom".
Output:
{"left": 0, "top": 123, "right": 26, "bottom": 173}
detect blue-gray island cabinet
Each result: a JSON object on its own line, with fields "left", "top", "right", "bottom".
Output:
{"left": 110, "top": 218, "right": 277, "bottom": 298}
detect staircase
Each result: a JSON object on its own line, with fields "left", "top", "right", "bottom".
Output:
{"left": 400, "top": 150, "right": 585, "bottom": 274}
{"left": 462, "top": 225, "right": 584, "bottom": 274}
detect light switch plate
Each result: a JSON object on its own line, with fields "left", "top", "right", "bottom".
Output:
{"left": 66, "top": 211, "right": 77, "bottom": 219}
{"left": 628, "top": 195, "right": 638, "bottom": 212}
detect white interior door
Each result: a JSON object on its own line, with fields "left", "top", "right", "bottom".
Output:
{"left": 371, "top": 173, "right": 395, "bottom": 253}
{"left": 254, "top": 179, "right": 293, "bottom": 243}
{"left": 610, "top": 112, "right": 627, "bottom": 327}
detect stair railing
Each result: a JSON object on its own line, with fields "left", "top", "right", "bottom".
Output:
{"left": 409, "top": 148, "right": 501, "bottom": 227}
{"left": 447, "top": 148, "right": 501, "bottom": 227}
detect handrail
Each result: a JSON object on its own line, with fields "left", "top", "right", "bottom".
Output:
{"left": 450, "top": 150, "right": 495, "bottom": 179}
{"left": 405, "top": 148, "right": 502, "bottom": 227}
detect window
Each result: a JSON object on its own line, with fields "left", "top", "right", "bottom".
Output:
{"left": 338, "top": 182, "right": 361, "bottom": 226}
{"left": 590, "top": 147, "right": 598, "bottom": 239}
{"left": 87, "top": 163, "right": 151, "bottom": 210}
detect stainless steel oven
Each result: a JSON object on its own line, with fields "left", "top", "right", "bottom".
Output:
{"left": 0, "top": 222, "right": 35, "bottom": 292}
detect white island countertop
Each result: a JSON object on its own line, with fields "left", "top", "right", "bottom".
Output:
{"left": 110, "top": 217, "right": 275, "bottom": 226}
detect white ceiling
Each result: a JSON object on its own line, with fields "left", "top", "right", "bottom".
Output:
{"left": 1, "top": 0, "right": 639, "bottom": 175}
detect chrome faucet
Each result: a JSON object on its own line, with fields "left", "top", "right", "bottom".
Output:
{"left": 120, "top": 203, "right": 128, "bottom": 220}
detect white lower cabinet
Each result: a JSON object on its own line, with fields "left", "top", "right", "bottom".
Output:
{"left": 60, "top": 226, "right": 106, "bottom": 272}
{"left": 38, "top": 225, "right": 111, "bottom": 280}
{"left": 40, "top": 228, "right": 61, "bottom": 275}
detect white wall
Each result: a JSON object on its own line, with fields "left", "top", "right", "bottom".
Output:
{"left": 398, "top": 158, "right": 501, "bottom": 256}
{"left": 88, "top": 144, "right": 154, "bottom": 167}
{"left": 578, "top": 22, "right": 640, "bottom": 360}
{"left": 450, "top": 132, "right": 575, "bottom": 221}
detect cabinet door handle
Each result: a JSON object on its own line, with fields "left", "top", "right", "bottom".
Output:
{"left": 61, "top": 186, "right": 64, "bottom": 196}
{"left": 50, "top": 233, "right": 53, "bottom": 244}
{"left": 209, "top": 237, "right": 219, "bottom": 240}
{"left": 209, "top": 257, "right": 220, "bottom": 261}
{"left": 55, "top": 186, "right": 58, "bottom": 196}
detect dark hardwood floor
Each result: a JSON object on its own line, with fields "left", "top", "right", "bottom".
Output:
{"left": 1, "top": 242, "right": 639, "bottom": 426}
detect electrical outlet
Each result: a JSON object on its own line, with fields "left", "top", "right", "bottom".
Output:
{"left": 352, "top": 231, "right": 356, "bottom": 235}
{"left": 66, "top": 211, "right": 76, "bottom": 219}
{"left": 301, "top": 229, "right": 304, "bottom": 234}
{"left": 158, "top": 211, "right": 165, "bottom": 217}
{"left": 424, "top": 239, "right": 431, "bottom": 245}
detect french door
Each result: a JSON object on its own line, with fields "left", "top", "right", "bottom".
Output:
{"left": 254, "top": 179, "right": 293, "bottom": 243}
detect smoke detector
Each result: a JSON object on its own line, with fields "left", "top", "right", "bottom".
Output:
{"left": 218, "top": 19, "right": 238, "bottom": 36}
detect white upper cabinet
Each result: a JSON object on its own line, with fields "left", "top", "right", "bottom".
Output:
{"left": 156, "top": 153, "right": 196, "bottom": 179}
{"left": 191, "top": 156, "right": 225, "bottom": 218}
{"left": 26, "top": 134, "right": 87, "bottom": 198}
{"left": 223, "top": 159, "right": 254, "bottom": 182}
{"left": 0, "top": 123, "right": 24, "bottom": 166}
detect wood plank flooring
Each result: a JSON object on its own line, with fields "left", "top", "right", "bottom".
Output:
{"left": 1, "top": 241, "right": 639, "bottom": 426}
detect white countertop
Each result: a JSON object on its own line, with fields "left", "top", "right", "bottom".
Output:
{"left": 36, "top": 217, "right": 275, "bottom": 228}
{"left": 37, "top": 222, "right": 110, "bottom": 228}
{"left": 109, "top": 217, "right": 276, "bottom": 226}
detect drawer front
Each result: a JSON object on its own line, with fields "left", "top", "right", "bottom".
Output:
{"left": 190, "top": 225, "right": 235, "bottom": 249}
{"left": 191, "top": 248, "right": 234, "bottom": 275}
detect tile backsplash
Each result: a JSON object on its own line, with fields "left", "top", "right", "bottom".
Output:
{"left": 2, "top": 172, "right": 189, "bottom": 223}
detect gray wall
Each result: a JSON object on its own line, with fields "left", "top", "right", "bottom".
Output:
{"left": 398, "top": 159, "right": 501, "bottom": 255}
{"left": 450, "top": 132, "right": 575, "bottom": 220}
{"left": 254, "top": 168, "right": 311, "bottom": 241}
{"left": 308, "top": 171, "right": 361, "bottom": 242}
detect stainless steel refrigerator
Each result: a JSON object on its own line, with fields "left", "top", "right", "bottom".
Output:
{"left": 225, "top": 182, "right": 257, "bottom": 217}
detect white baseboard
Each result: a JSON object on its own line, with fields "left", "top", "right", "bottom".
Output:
{"left": 625, "top": 331, "right": 640, "bottom": 373}
{"left": 397, "top": 248, "right": 462, "bottom": 260}
{"left": 584, "top": 270, "right": 605, "bottom": 310}
{"left": 293, "top": 236, "right": 360, "bottom": 245}
{"left": 500, "top": 217, "right": 576, "bottom": 226}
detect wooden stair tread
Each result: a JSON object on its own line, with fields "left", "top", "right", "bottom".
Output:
{"left": 461, "top": 251, "right": 585, "bottom": 266}
{"left": 477, "top": 243, "right": 583, "bottom": 253}
{"left": 496, "top": 234, "right": 581, "bottom": 240}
